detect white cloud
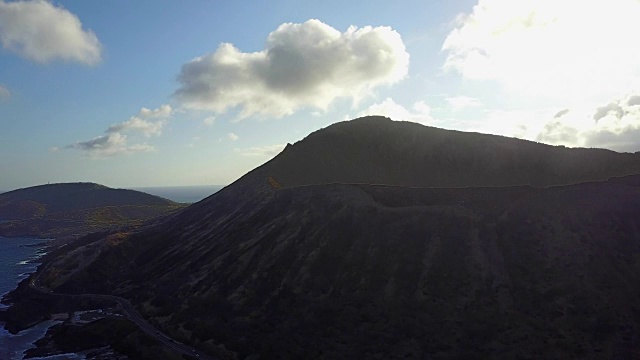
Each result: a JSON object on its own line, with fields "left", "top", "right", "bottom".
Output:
{"left": 553, "top": 109, "right": 570, "bottom": 119}
{"left": 203, "top": 116, "right": 216, "bottom": 126}
{"left": 174, "top": 19, "right": 409, "bottom": 119}
{"left": 65, "top": 104, "right": 170, "bottom": 157}
{"left": 536, "top": 119, "right": 579, "bottom": 145}
{"left": 628, "top": 96, "right": 640, "bottom": 107}
{"left": 583, "top": 128, "right": 640, "bottom": 152}
{"left": 586, "top": 95, "right": 640, "bottom": 151}
{"left": 235, "top": 144, "right": 286, "bottom": 157}
{"left": 65, "top": 133, "right": 154, "bottom": 158}
{"left": 0, "top": 0, "right": 101, "bottom": 65}
{"left": 0, "top": 84, "right": 9, "bottom": 100}
{"left": 357, "top": 97, "right": 432, "bottom": 124}
{"left": 461, "top": 108, "right": 552, "bottom": 140}
{"left": 535, "top": 93, "right": 640, "bottom": 151}
{"left": 445, "top": 96, "right": 482, "bottom": 110}
{"left": 107, "top": 117, "right": 164, "bottom": 138}
{"left": 593, "top": 102, "right": 624, "bottom": 122}
{"left": 442, "top": 0, "right": 640, "bottom": 100}
{"left": 138, "top": 105, "right": 172, "bottom": 119}
{"left": 107, "top": 104, "right": 172, "bottom": 137}
{"left": 227, "top": 132, "right": 239, "bottom": 141}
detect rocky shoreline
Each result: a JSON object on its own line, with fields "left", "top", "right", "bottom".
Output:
{"left": 23, "top": 317, "right": 166, "bottom": 359}
{"left": 0, "top": 238, "right": 177, "bottom": 360}
{"left": 1, "top": 273, "right": 185, "bottom": 359}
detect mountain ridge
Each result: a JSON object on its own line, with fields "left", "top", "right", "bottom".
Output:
{"left": 230, "top": 116, "right": 640, "bottom": 191}
{"left": 20, "top": 117, "right": 640, "bottom": 358}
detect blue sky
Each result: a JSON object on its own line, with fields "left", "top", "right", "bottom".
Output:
{"left": 1, "top": 0, "right": 640, "bottom": 191}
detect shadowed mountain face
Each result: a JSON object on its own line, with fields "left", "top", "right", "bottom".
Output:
{"left": 0, "top": 182, "right": 182, "bottom": 239}
{"left": 255, "top": 116, "right": 640, "bottom": 188}
{"left": 39, "top": 118, "right": 640, "bottom": 358}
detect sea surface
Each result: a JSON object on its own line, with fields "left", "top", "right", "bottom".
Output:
{"left": 131, "top": 185, "right": 224, "bottom": 203}
{"left": 0, "top": 237, "right": 83, "bottom": 360}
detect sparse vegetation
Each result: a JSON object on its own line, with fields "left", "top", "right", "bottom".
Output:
{"left": 0, "top": 183, "right": 185, "bottom": 240}
{"left": 7, "top": 118, "right": 640, "bottom": 359}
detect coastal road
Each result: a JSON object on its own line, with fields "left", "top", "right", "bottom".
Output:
{"left": 29, "top": 269, "right": 215, "bottom": 360}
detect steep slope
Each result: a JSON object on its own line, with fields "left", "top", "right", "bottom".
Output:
{"left": 34, "top": 118, "right": 640, "bottom": 358}
{"left": 48, "top": 177, "right": 640, "bottom": 359}
{"left": 0, "top": 182, "right": 183, "bottom": 239}
{"left": 253, "top": 116, "right": 640, "bottom": 188}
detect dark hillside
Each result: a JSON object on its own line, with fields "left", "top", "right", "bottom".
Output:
{"left": 256, "top": 116, "right": 640, "bottom": 188}
{"left": 48, "top": 176, "right": 640, "bottom": 358}
{"left": 28, "top": 118, "right": 640, "bottom": 358}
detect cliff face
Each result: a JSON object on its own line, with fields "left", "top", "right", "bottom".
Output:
{"left": 42, "top": 118, "right": 640, "bottom": 358}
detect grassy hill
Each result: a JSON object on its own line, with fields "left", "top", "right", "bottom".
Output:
{"left": 0, "top": 182, "right": 184, "bottom": 240}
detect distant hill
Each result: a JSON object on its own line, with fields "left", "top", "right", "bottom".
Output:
{"left": 26, "top": 118, "right": 640, "bottom": 358}
{"left": 0, "top": 182, "right": 183, "bottom": 240}
{"left": 0, "top": 182, "right": 175, "bottom": 219}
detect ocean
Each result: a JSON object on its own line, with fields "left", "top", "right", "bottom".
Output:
{"left": 131, "top": 185, "right": 224, "bottom": 203}
{"left": 0, "top": 237, "right": 82, "bottom": 360}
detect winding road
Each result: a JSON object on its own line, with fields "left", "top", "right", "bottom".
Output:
{"left": 29, "top": 267, "right": 215, "bottom": 360}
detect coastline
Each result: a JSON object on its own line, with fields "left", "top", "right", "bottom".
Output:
{"left": 1, "top": 236, "right": 194, "bottom": 359}
{"left": 0, "top": 320, "right": 63, "bottom": 360}
{"left": 0, "top": 237, "right": 56, "bottom": 359}
{"left": 0, "top": 184, "right": 219, "bottom": 359}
